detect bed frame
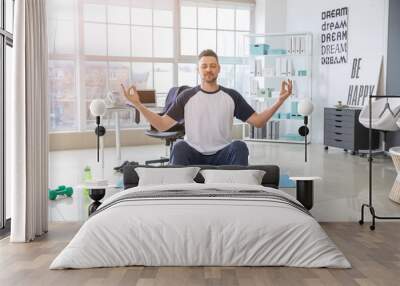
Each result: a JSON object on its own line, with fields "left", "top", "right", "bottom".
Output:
{"left": 122, "top": 164, "right": 280, "bottom": 189}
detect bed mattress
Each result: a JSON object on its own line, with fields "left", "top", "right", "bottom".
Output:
{"left": 50, "top": 183, "right": 350, "bottom": 269}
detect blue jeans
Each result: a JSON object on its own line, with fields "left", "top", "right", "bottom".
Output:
{"left": 170, "top": 140, "right": 249, "bottom": 166}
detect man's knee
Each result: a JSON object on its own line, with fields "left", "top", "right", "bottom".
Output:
{"left": 172, "top": 140, "right": 189, "bottom": 152}
{"left": 171, "top": 141, "right": 191, "bottom": 156}
{"left": 229, "top": 141, "right": 249, "bottom": 165}
{"left": 170, "top": 141, "right": 192, "bottom": 165}
{"left": 230, "top": 140, "right": 249, "bottom": 155}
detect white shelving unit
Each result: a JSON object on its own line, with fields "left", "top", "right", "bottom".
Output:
{"left": 242, "top": 32, "right": 313, "bottom": 144}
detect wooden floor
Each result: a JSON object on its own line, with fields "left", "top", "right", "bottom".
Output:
{"left": 0, "top": 222, "right": 399, "bottom": 286}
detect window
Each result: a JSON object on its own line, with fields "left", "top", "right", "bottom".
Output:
{"left": 1, "top": 0, "right": 14, "bottom": 234}
{"left": 179, "top": 1, "right": 252, "bottom": 95}
{"left": 48, "top": 0, "right": 77, "bottom": 131}
{"left": 48, "top": 61, "right": 77, "bottom": 130}
{"left": 47, "top": 0, "right": 254, "bottom": 132}
{"left": 84, "top": 61, "right": 107, "bottom": 126}
{"left": 178, "top": 63, "right": 197, "bottom": 87}
{"left": 81, "top": 0, "right": 175, "bottom": 129}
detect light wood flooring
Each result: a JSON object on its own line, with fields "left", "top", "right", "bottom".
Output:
{"left": 1, "top": 222, "right": 400, "bottom": 286}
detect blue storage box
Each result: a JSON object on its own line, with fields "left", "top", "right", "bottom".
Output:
{"left": 297, "top": 70, "right": 307, "bottom": 76}
{"left": 280, "top": 112, "right": 291, "bottom": 119}
{"left": 279, "top": 174, "right": 296, "bottom": 188}
{"left": 250, "top": 44, "right": 270, "bottom": 55}
{"left": 268, "top": 49, "right": 287, "bottom": 55}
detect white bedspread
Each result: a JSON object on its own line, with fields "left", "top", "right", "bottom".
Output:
{"left": 50, "top": 183, "right": 351, "bottom": 269}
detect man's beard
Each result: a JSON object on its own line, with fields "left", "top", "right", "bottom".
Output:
{"left": 202, "top": 73, "right": 218, "bottom": 84}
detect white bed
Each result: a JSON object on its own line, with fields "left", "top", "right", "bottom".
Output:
{"left": 50, "top": 183, "right": 351, "bottom": 269}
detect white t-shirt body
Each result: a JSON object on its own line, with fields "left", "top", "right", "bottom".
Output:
{"left": 167, "top": 85, "right": 255, "bottom": 155}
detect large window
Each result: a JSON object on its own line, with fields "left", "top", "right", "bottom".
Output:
{"left": 48, "top": 0, "right": 77, "bottom": 130}
{"left": 180, "top": 3, "right": 250, "bottom": 57}
{"left": 179, "top": 1, "right": 251, "bottom": 93}
{"left": 48, "top": 0, "right": 254, "bottom": 132}
{"left": 1, "top": 0, "right": 14, "bottom": 234}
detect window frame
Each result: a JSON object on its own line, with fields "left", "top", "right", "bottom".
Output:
{"left": 48, "top": 0, "right": 254, "bottom": 132}
{"left": 78, "top": 0, "right": 177, "bottom": 130}
{"left": 0, "top": 0, "right": 14, "bottom": 235}
{"left": 177, "top": 1, "right": 253, "bottom": 90}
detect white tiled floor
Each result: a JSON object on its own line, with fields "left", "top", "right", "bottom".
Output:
{"left": 48, "top": 142, "right": 400, "bottom": 222}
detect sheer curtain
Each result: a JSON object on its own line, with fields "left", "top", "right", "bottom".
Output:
{"left": 10, "top": 0, "right": 49, "bottom": 242}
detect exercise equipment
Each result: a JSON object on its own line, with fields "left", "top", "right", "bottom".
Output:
{"left": 48, "top": 185, "right": 74, "bottom": 200}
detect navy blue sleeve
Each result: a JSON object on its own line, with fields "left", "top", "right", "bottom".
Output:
{"left": 166, "top": 96, "right": 184, "bottom": 122}
{"left": 166, "top": 87, "right": 197, "bottom": 122}
{"left": 223, "top": 87, "right": 255, "bottom": 122}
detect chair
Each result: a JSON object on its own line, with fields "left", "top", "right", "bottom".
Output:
{"left": 144, "top": 86, "right": 190, "bottom": 165}
{"left": 358, "top": 97, "right": 400, "bottom": 156}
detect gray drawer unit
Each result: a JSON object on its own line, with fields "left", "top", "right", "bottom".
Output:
{"left": 324, "top": 107, "right": 379, "bottom": 154}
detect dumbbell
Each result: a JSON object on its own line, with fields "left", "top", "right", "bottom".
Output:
{"left": 48, "top": 185, "right": 74, "bottom": 200}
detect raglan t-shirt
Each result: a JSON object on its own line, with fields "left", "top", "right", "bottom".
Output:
{"left": 166, "top": 85, "right": 255, "bottom": 155}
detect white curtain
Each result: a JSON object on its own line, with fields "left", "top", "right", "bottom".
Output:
{"left": 10, "top": 0, "right": 49, "bottom": 242}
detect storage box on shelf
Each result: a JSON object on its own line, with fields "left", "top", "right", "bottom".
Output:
{"left": 242, "top": 32, "right": 313, "bottom": 144}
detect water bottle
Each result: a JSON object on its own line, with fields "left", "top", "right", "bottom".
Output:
{"left": 83, "top": 166, "right": 92, "bottom": 196}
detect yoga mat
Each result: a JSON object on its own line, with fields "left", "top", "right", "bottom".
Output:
{"left": 279, "top": 174, "right": 296, "bottom": 188}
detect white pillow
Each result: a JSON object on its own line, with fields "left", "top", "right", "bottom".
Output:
{"left": 135, "top": 167, "right": 200, "bottom": 186}
{"left": 200, "top": 169, "right": 266, "bottom": 185}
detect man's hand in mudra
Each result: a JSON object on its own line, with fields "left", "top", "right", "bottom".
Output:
{"left": 121, "top": 84, "right": 141, "bottom": 107}
{"left": 278, "top": 79, "right": 293, "bottom": 102}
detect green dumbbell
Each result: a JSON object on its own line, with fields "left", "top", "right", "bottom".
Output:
{"left": 48, "top": 185, "right": 74, "bottom": 200}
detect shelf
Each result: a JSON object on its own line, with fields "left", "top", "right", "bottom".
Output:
{"left": 252, "top": 75, "right": 310, "bottom": 79}
{"left": 251, "top": 96, "right": 303, "bottom": 102}
{"left": 269, "top": 117, "right": 304, "bottom": 121}
{"left": 252, "top": 54, "right": 311, "bottom": 58}
{"left": 243, "top": 137, "right": 310, "bottom": 144}
{"left": 245, "top": 117, "right": 304, "bottom": 121}
{"left": 246, "top": 32, "right": 313, "bottom": 37}
{"left": 245, "top": 32, "right": 312, "bottom": 145}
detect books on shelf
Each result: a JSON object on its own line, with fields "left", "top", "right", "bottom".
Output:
{"left": 275, "top": 58, "right": 293, "bottom": 77}
{"left": 249, "top": 121, "right": 280, "bottom": 140}
{"left": 287, "top": 36, "right": 306, "bottom": 55}
{"left": 255, "top": 59, "right": 262, "bottom": 76}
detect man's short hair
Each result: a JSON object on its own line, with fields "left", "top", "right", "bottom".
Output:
{"left": 198, "top": 49, "right": 219, "bottom": 63}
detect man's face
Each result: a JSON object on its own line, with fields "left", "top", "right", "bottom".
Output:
{"left": 198, "top": 56, "right": 220, "bottom": 84}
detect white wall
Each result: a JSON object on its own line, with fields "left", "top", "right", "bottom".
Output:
{"left": 255, "top": 0, "right": 287, "bottom": 33}
{"left": 255, "top": 0, "right": 266, "bottom": 33}
{"left": 286, "top": 0, "right": 389, "bottom": 143}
